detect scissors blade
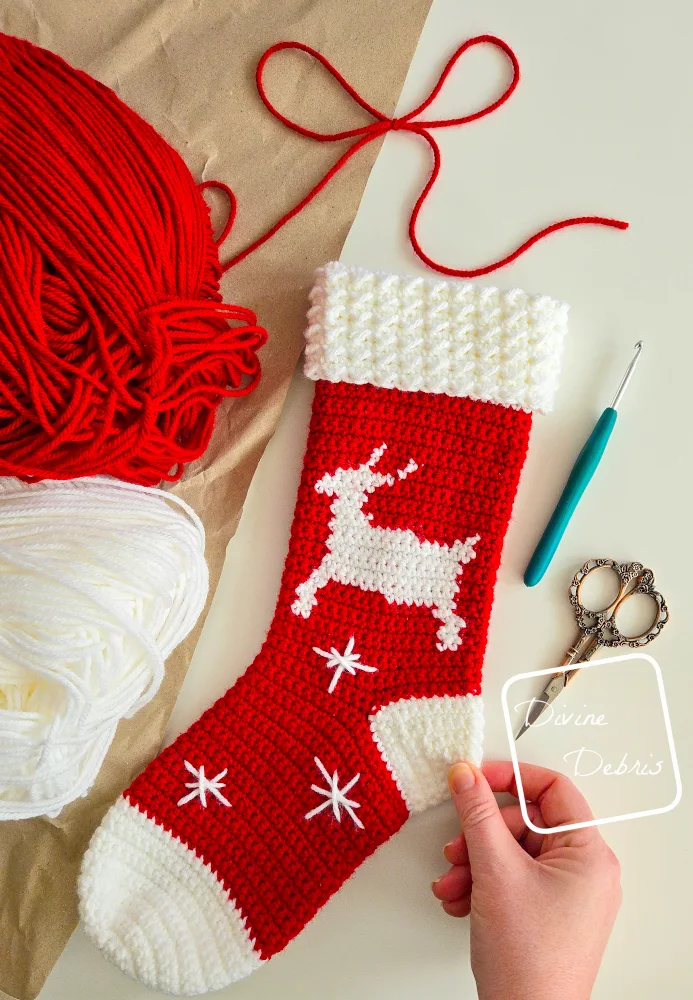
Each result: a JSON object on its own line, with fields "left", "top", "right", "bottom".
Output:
{"left": 515, "top": 674, "right": 567, "bottom": 741}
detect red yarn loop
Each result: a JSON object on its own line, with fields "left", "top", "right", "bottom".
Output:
{"left": 222, "top": 35, "right": 628, "bottom": 277}
{"left": 0, "top": 33, "right": 267, "bottom": 486}
{"left": 198, "top": 180, "right": 238, "bottom": 248}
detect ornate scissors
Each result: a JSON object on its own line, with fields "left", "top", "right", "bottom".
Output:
{"left": 515, "top": 559, "right": 669, "bottom": 740}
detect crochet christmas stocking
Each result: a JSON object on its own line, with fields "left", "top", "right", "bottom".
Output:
{"left": 79, "top": 262, "right": 567, "bottom": 994}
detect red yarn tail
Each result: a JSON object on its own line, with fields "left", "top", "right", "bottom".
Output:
{"left": 211, "top": 37, "right": 628, "bottom": 278}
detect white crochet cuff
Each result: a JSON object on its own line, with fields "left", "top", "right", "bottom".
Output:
{"left": 304, "top": 262, "right": 569, "bottom": 413}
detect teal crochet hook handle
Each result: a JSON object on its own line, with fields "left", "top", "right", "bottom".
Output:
{"left": 524, "top": 341, "right": 643, "bottom": 588}
{"left": 524, "top": 408, "right": 617, "bottom": 587}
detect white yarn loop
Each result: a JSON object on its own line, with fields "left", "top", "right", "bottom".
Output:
{"left": 0, "top": 477, "right": 208, "bottom": 820}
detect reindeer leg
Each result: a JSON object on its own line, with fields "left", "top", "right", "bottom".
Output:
{"left": 291, "top": 558, "right": 333, "bottom": 618}
{"left": 430, "top": 536, "right": 479, "bottom": 648}
{"left": 432, "top": 605, "right": 467, "bottom": 653}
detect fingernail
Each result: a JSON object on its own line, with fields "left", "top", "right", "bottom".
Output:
{"left": 448, "top": 762, "right": 475, "bottom": 794}
{"left": 443, "top": 842, "right": 455, "bottom": 863}
{"left": 431, "top": 877, "right": 442, "bottom": 889}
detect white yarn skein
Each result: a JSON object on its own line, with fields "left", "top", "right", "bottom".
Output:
{"left": 0, "top": 477, "right": 208, "bottom": 820}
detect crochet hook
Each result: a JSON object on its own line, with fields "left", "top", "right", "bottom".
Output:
{"left": 524, "top": 341, "right": 643, "bottom": 587}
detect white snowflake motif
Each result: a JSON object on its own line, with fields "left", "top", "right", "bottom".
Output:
{"left": 177, "top": 760, "right": 232, "bottom": 808}
{"left": 313, "top": 636, "right": 378, "bottom": 694}
{"left": 304, "top": 756, "right": 364, "bottom": 829}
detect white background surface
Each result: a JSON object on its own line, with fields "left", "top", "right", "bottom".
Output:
{"left": 44, "top": 0, "right": 692, "bottom": 996}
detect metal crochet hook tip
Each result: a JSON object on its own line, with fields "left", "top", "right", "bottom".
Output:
{"left": 610, "top": 340, "right": 643, "bottom": 410}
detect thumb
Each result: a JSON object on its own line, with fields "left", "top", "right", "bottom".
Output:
{"left": 448, "top": 762, "right": 519, "bottom": 871}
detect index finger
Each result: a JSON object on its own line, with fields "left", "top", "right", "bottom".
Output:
{"left": 481, "top": 761, "right": 595, "bottom": 830}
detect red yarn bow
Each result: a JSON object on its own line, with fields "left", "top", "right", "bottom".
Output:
{"left": 220, "top": 35, "right": 627, "bottom": 277}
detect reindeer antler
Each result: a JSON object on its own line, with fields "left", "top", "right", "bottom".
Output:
{"left": 397, "top": 459, "right": 419, "bottom": 481}
{"left": 365, "top": 444, "right": 387, "bottom": 469}
{"left": 365, "top": 446, "right": 419, "bottom": 482}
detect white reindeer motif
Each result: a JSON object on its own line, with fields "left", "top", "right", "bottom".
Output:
{"left": 291, "top": 444, "right": 480, "bottom": 652}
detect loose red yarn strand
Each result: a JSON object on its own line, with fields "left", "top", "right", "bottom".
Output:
{"left": 220, "top": 34, "right": 627, "bottom": 277}
{"left": 198, "top": 180, "right": 238, "bottom": 247}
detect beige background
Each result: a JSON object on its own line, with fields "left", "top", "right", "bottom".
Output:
{"left": 29, "top": 0, "right": 693, "bottom": 996}
{"left": 0, "top": 1, "right": 432, "bottom": 997}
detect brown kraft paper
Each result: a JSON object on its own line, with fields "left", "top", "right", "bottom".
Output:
{"left": 0, "top": 0, "right": 433, "bottom": 996}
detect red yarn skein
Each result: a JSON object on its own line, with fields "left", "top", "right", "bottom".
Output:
{"left": 0, "top": 34, "right": 266, "bottom": 486}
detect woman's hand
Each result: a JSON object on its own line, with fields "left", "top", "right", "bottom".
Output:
{"left": 431, "top": 761, "right": 622, "bottom": 1000}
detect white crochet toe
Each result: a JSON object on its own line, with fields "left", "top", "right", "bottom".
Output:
{"left": 78, "top": 797, "right": 262, "bottom": 995}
